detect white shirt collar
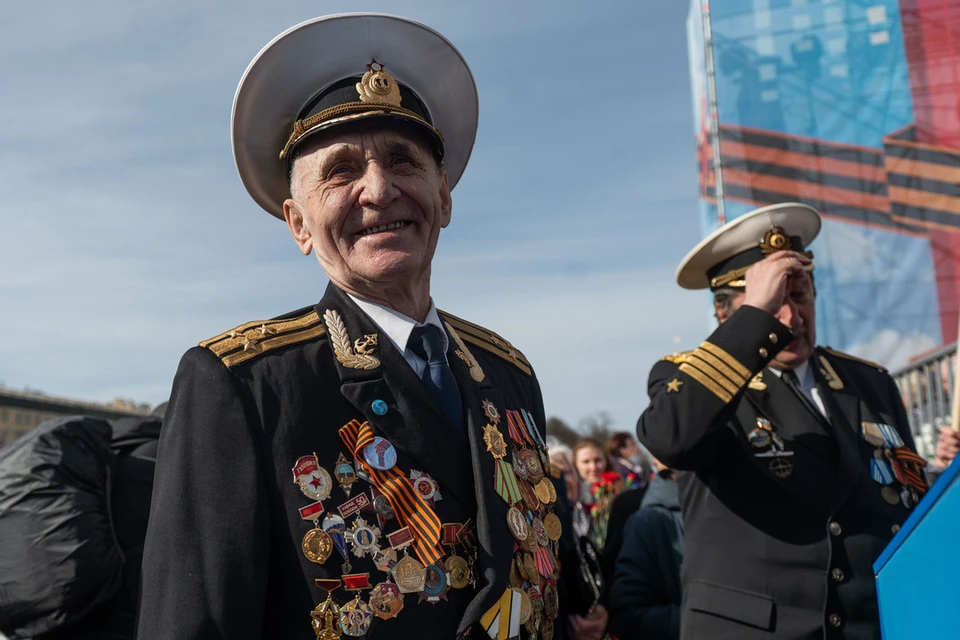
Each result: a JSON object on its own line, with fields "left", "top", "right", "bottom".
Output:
{"left": 347, "top": 294, "right": 448, "bottom": 356}
{"left": 768, "top": 359, "right": 811, "bottom": 385}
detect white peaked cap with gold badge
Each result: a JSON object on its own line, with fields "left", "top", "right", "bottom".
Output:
{"left": 231, "top": 13, "right": 479, "bottom": 219}
{"left": 675, "top": 202, "right": 822, "bottom": 290}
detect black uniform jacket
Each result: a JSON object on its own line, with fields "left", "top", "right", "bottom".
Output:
{"left": 136, "top": 284, "right": 558, "bottom": 640}
{"left": 637, "top": 305, "right": 920, "bottom": 640}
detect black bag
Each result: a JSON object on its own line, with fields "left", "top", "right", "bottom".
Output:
{"left": 0, "top": 416, "right": 124, "bottom": 638}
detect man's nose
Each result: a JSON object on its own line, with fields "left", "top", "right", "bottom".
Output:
{"left": 357, "top": 163, "right": 401, "bottom": 208}
{"left": 776, "top": 299, "right": 802, "bottom": 329}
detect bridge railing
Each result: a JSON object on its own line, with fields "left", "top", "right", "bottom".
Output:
{"left": 891, "top": 342, "right": 957, "bottom": 462}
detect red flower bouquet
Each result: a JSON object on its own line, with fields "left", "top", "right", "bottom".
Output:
{"left": 589, "top": 471, "right": 625, "bottom": 546}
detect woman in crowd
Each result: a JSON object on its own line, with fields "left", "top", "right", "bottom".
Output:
{"left": 573, "top": 438, "right": 609, "bottom": 500}
{"left": 606, "top": 431, "right": 650, "bottom": 486}
{"left": 573, "top": 437, "right": 625, "bottom": 547}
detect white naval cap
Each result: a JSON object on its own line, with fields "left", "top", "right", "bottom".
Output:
{"left": 231, "top": 13, "right": 479, "bottom": 219}
{"left": 675, "top": 202, "right": 822, "bottom": 290}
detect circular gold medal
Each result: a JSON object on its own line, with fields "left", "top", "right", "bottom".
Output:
{"left": 522, "top": 527, "right": 538, "bottom": 553}
{"left": 882, "top": 485, "right": 900, "bottom": 505}
{"left": 531, "top": 517, "right": 549, "bottom": 548}
{"left": 534, "top": 478, "right": 555, "bottom": 505}
{"left": 519, "top": 449, "right": 545, "bottom": 484}
{"left": 507, "top": 506, "right": 530, "bottom": 543}
{"left": 543, "top": 513, "right": 562, "bottom": 541}
{"left": 302, "top": 527, "right": 333, "bottom": 564}
{"left": 543, "top": 581, "right": 559, "bottom": 620}
{"left": 516, "top": 588, "right": 532, "bottom": 624}
{"left": 445, "top": 555, "right": 471, "bottom": 589}
{"left": 522, "top": 551, "right": 540, "bottom": 586}
{"left": 510, "top": 557, "right": 524, "bottom": 587}
{"left": 542, "top": 617, "right": 555, "bottom": 640}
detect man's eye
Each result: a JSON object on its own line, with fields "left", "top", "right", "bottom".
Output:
{"left": 326, "top": 165, "right": 352, "bottom": 178}
{"left": 390, "top": 155, "right": 413, "bottom": 166}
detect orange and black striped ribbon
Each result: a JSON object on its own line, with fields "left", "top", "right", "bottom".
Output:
{"left": 889, "top": 446, "right": 929, "bottom": 494}
{"left": 339, "top": 420, "right": 443, "bottom": 566}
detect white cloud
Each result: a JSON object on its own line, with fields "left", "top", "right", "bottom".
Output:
{"left": 846, "top": 329, "right": 939, "bottom": 372}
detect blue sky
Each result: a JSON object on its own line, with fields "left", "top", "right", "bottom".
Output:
{"left": 0, "top": 1, "right": 708, "bottom": 433}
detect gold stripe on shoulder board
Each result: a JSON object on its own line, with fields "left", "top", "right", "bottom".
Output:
{"left": 201, "top": 310, "right": 325, "bottom": 368}
{"left": 440, "top": 311, "right": 532, "bottom": 376}
{"left": 659, "top": 351, "right": 693, "bottom": 364}
{"left": 822, "top": 347, "right": 887, "bottom": 372}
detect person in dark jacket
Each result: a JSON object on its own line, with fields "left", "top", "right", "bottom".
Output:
{"left": 607, "top": 464, "right": 682, "bottom": 640}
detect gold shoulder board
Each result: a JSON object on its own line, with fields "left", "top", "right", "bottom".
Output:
{"left": 200, "top": 310, "right": 325, "bottom": 368}
{"left": 439, "top": 311, "right": 532, "bottom": 376}
{"left": 822, "top": 346, "right": 887, "bottom": 372}
{"left": 660, "top": 351, "right": 694, "bottom": 364}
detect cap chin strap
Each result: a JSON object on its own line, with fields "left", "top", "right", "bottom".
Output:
{"left": 279, "top": 102, "right": 440, "bottom": 161}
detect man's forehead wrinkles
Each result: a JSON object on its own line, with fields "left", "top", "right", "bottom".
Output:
{"left": 315, "top": 134, "right": 421, "bottom": 161}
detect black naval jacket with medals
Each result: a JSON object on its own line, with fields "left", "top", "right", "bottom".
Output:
{"left": 636, "top": 305, "right": 928, "bottom": 640}
{"left": 137, "top": 284, "right": 564, "bottom": 640}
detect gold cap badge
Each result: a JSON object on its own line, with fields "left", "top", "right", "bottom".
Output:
{"left": 356, "top": 60, "right": 402, "bottom": 106}
{"left": 759, "top": 226, "right": 789, "bottom": 255}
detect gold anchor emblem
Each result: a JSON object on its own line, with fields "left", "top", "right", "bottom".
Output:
{"left": 323, "top": 309, "right": 381, "bottom": 370}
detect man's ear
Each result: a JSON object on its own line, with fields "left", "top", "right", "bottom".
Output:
{"left": 438, "top": 169, "right": 452, "bottom": 228}
{"left": 714, "top": 302, "right": 730, "bottom": 324}
{"left": 283, "top": 199, "right": 313, "bottom": 256}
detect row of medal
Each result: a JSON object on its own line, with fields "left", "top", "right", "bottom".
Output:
{"left": 748, "top": 417, "right": 796, "bottom": 480}
{"left": 292, "top": 434, "right": 478, "bottom": 639}
{"left": 479, "top": 400, "right": 562, "bottom": 640}
{"left": 862, "top": 421, "right": 927, "bottom": 509}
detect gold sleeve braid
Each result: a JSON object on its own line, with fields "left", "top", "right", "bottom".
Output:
{"left": 677, "top": 341, "right": 751, "bottom": 403}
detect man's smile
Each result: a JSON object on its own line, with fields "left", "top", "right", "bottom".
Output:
{"left": 357, "top": 220, "right": 412, "bottom": 237}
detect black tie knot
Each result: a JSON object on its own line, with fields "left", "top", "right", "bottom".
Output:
{"left": 783, "top": 369, "right": 801, "bottom": 389}
{"left": 409, "top": 325, "right": 446, "bottom": 364}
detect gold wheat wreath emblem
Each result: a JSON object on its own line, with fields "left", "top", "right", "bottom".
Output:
{"left": 323, "top": 309, "right": 381, "bottom": 370}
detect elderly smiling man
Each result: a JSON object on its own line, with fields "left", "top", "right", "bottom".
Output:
{"left": 135, "top": 14, "right": 602, "bottom": 640}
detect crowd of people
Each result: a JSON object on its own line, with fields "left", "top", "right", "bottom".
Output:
{"left": 4, "top": 10, "right": 960, "bottom": 640}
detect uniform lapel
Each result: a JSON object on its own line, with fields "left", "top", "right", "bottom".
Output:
{"left": 811, "top": 350, "right": 864, "bottom": 513}
{"left": 318, "top": 284, "right": 473, "bottom": 509}
{"left": 447, "top": 344, "right": 513, "bottom": 633}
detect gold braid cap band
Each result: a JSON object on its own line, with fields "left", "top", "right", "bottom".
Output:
{"left": 279, "top": 102, "right": 443, "bottom": 161}
{"left": 710, "top": 251, "right": 815, "bottom": 289}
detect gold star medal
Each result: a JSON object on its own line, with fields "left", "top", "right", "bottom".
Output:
{"left": 483, "top": 424, "right": 507, "bottom": 459}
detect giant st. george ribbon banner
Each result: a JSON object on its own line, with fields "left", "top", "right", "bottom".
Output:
{"left": 688, "top": 0, "right": 960, "bottom": 370}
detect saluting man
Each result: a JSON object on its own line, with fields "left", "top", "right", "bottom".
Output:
{"left": 136, "top": 14, "right": 585, "bottom": 640}
{"left": 637, "top": 203, "right": 928, "bottom": 640}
